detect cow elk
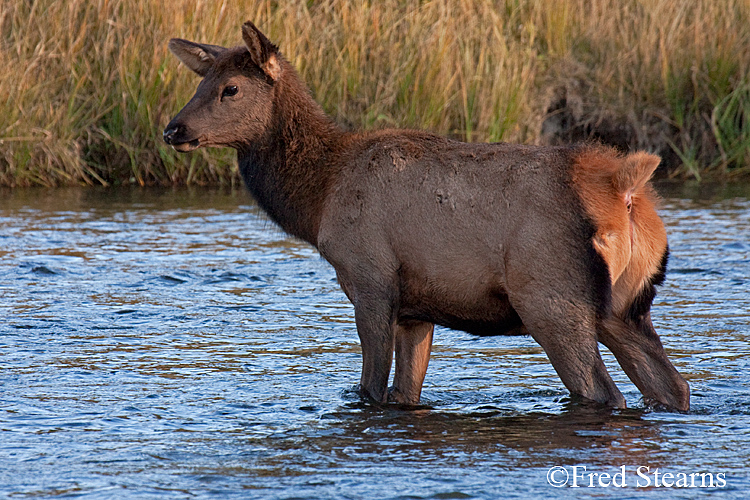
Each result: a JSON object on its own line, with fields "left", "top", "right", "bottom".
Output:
{"left": 163, "top": 22, "right": 690, "bottom": 412}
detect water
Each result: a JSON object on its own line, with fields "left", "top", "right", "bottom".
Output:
{"left": 1, "top": 184, "right": 748, "bottom": 499}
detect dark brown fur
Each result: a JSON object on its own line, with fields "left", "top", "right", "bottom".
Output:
{"left": 164, "top": 22, "right": 690, "bottom": 411}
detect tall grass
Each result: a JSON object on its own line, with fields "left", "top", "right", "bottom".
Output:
{"left": 1, "top": 0, "right": 748, "bottom": 186}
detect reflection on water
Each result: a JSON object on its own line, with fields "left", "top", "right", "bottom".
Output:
{"left": 1, "top": 185, "right": 749, "bottom": 499}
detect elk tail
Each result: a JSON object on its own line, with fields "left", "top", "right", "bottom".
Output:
{"left": 612, "top": 151, "right": 661, "bottom": 209}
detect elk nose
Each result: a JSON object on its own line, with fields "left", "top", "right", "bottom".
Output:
{"left": 163, "top": 125, "right": 180, "bottom": 145}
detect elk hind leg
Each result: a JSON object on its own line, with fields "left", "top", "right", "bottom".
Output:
{"left": 516, "top": 299, "right": 626, "bottom": 408}
{"left": 599, "top": 315, "right": 690, "bottom": 411}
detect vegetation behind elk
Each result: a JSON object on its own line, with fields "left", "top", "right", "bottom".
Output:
{"left": 2, "top": 0, "right": 749, "bottom": 187}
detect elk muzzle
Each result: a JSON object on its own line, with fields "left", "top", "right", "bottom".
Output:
{"left": 163, "top": 122, "right": 200, "bottom": 152}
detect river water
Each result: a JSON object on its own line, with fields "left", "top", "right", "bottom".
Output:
{"left": 1, "top": 185, "right": 748, "bottom": 499}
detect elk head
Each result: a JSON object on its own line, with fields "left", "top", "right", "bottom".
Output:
{"left": 163, "top": 22, "right": 282, "bottom": 152}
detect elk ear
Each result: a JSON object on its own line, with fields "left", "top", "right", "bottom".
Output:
{"left": 241, "top": 21, "right": 281, "bottom": 81}
{"left": 168, "top": 39, "right": 226, "bottom": 77}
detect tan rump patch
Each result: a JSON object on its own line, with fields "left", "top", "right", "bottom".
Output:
{"left": 572, "top": 146, "right": 667, "bottom": 316}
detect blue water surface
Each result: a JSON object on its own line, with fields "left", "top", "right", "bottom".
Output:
{"left": 1, "top": 185, "right": 748, "bottom": 499}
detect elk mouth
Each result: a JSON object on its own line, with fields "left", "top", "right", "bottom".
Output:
{"left": 163, "top": 125, "right": 201, "bottom": 152}
{"left": 171, "top": 139, "right": 201, "bottom": 153}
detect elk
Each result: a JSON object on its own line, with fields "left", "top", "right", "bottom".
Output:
{"left": 163, "top": 21, "right": 690, "bottom": 411}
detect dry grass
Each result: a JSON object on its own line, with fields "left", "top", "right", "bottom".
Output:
{"left": 1, "top": 0, "right": 748, "bottom": 186}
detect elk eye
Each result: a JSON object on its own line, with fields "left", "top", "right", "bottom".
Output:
{"left": 221, "top": 85, "right": 238, "bottom": 98}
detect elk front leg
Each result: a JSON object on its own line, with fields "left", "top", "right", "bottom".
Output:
{"left": 390, "top": 320, "right": 434, "bottom": 404}
{"left": 354, "top": 301, "right": 396, "bottom": 404}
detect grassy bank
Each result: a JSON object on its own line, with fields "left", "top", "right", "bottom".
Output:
{"left": 1, "top": 0, "right": 749, "bottom": 187}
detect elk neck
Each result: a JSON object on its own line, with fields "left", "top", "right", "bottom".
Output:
{"left": 237, "top": 62, "right": 346, "bottom": 247}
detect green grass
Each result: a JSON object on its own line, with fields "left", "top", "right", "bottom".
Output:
{"left": 1, "top": 0, "right": 749, "bottom": 186}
